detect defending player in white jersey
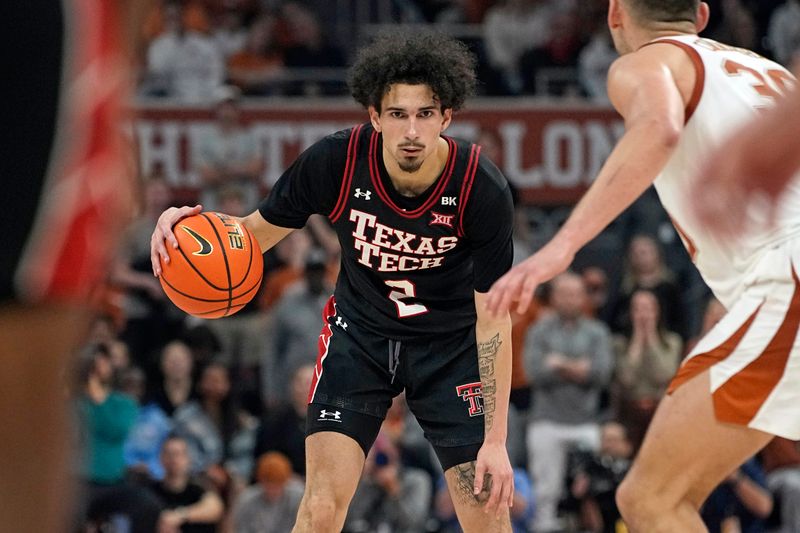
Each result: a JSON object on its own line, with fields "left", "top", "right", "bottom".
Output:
{"left": 692, "top": 69, "right": 800, "bottom": 238}
{"left": 487, "top": 1, "right": 798, "bottom": 531}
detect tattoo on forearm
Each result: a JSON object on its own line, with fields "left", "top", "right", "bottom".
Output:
{"left": 477, "top": 333, "right": 501, "bottom": 432}
{"left": 452, "top": 461, "right": 491, "bottom": 504}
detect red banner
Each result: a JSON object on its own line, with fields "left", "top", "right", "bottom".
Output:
{"left": 134, "top": 101, "right": 622, "bottom": 205}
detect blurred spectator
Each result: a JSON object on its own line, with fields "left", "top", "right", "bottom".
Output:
{"left": 212, "top": 9, "right": 247, "bottom": 58}
{"left": 768, "top": 0, "right": 800, "bottom": 69}
{"left": 149, "top": 340, "right": 197, "bottom": 416}
{"left": 263, "top": 248, "right": 331, "bottom": 404}
{"left": 87, "top": 314, "right": 131, "bottom": 381}
{"left": 569, "top": 421, "right": 633, "bottom": 533}
{"left": 76, "top": 344, "right": 161, "bottom": 533}
{"left": 525, "top": 272, "right": 613, "bottom": 532}
{"left": 582, "top": 266, "right": 611, "bottom": 319}
{"left": 144, "top": 2, "right": 224, "bottom": 101}
{"left": 379, "top": 393, "right": 437, "bottom": 478}
{"left": 113, "top": 174, "right": 184, "bottom": 369}
{"left": 708, "top": 0, "right": 758, "bottom": 50}
{"left": 610, "top": 234, "right": 686, "bottom": 340}
{"left": 483, "top": 0, "right": 557, "bottom": 94}
{"left": 612, "top": 289, "right": 682, "bottom": 450}
{"left": 195, "top": 86, "right": 263, "bottom": 213}
{"left": 123, "top": 366, "right": 174, "bottom": 480}
{"left": 150, "top": 435, "right": 225, "bottom": 533}
{"left": 520, "top": 8, "right": 585, "bottom": 96}
{"left": 254, "top": 364, "right": 314, "bottom": 476}
{"left": 435, "top": 467, "right": 535, "bottom": 533}
{"left": 77, "top": 345, "right": 139, "bottom": 485}
{"left": 344, "top": 430, "right": 432, "bottom": 533}
{"left": 227, "top": 15, "right": 285, "bottom": 95}
{"left": 278, "top": 2, "right": 346, "bottom": 95}
{"left": 232, "top": 452, "right": 304, "bottom": 533}
{"left": 578, "top": 27, "right": 617, "bottom": 103}
{"left": 141, "top": 1, "right": 213, "bottom": 47}
{"left": 701, "top": 457, "right": 773, "bottom": 533}
{"left": 173, "top": 362, "right": 258, "bottom": 483}
{"left": 760, "top": 437, "right": 800, "bottom": 533}
{"left": 258, "top": 228, "right": 312, "bottom": 313}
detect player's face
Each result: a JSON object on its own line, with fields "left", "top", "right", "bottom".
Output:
{"left": 370, "top": 83, "right": 452, "bottom": 174}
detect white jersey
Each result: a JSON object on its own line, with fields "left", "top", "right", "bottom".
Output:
{"left": 648, "top": 35, "right": 799, "bottom": 308}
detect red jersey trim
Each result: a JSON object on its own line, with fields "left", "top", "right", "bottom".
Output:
{"left": 641, "top": 39, "right": 706, "bottom": 123}
{"left": 457, "top": 144, "right": 481, "bottom": 237}
{"left": 368, "top": 131, "right": 457, "bottom": 218}
{"left": 308, "top": 296, "right": 337, "bottom": 403}
{"left": 329, "top": 124, "right": 364, "bottom": 223}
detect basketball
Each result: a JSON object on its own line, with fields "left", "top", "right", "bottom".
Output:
{"left": 159, "top": 212, "right": 263, "bottom": 318}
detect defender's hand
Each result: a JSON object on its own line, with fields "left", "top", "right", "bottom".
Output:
{"left": 474, "top": 441, "right": 514, "bottom": 517}
{"left": 487, "top": 241, "right": 574, "bottom": 315}
{"left": 150, "top": 204, "right": 202, "bottom": 277}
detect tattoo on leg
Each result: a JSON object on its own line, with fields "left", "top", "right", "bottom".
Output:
{"left": 452, "top": 461, "right": 492, "bottom": 504}
{"left": 477, "top": 333, "right": 501, "bottom": 432}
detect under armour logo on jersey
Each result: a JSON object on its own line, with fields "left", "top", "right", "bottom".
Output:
{"left": 354, "top": 188, "right": 372, "bottom": 200}
{"left": 441, "top": 196, "right": 457, "bottom": 206}
{"left": 456, "top": 382, "right": 484, "bottom": 417}
{"left": 318, "top": 409, "right": 342, "bottom": 422}
{"left": 335, "top": 316, "right": 348, "bottom": 330}
{"left": 430, "top": 211, "right": 455, "bottom": 228}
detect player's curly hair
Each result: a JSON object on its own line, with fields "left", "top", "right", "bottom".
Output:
{"left": 348, "top": 31, "right": 477, "bottom": 113}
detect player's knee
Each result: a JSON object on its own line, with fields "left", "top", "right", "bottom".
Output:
{"left": 304, "top": 492, "right": 342, "bottom": 532}
{"left": 616, "top": 475, "right": 657, "bottom": 529}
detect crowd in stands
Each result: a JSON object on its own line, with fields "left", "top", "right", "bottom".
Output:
{"left": 136, "top": 0, "right": 800, "bottom": 102}
{"left": 71, "top": 1, "right": 800, "bottom": 532}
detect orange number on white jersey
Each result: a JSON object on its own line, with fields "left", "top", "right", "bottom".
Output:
{"left": 723, "top": 59, "right": 794, "bottom": 102}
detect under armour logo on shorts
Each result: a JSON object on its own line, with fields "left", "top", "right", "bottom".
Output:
{"left": 318, "top": 409, "right": 342, "bottom": 422}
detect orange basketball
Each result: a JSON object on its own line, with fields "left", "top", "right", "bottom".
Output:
{"left": 159, "top": 212, "right": 263, "bottom": 318}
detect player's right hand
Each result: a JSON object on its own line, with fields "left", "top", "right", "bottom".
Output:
{"left": 486, "top": 239, "right": 574, "bottom": 316}
{"left": 150, "top": 204, "right": 202, "bottom": 277}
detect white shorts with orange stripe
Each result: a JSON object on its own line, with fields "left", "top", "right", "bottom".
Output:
{"left": 668, "top": 237, "right": 800, "bottom": 439}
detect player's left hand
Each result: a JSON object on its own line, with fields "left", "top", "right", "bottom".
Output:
{"left": 487, "top": 240, "right": 574, "bottom": 315}
{"left": 474, "top": 441, "right": 514, "bottom": 517}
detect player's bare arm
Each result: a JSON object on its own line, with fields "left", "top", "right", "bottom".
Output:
{"left": 150, "top": 205, "right": 293, "bottom": 276}
{"left": 487, "top": 46, "right": 688, "bottom": 315}
{"left": 471, "top": 291, "right": 514, "bottom": 516}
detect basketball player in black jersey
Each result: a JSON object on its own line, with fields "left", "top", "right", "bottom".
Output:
{"left": 152, "top": 32, "right": 516, "bottom": 532}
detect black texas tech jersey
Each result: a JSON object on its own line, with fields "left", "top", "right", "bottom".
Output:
{"left": 260, "top": 123, "right": 513, "bottom": 339}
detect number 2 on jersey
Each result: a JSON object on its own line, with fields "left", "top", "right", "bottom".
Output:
{"left": 722, "top": 59, "right": 794, "bottom": 102}
{"left": 385, "top": 280, "right": 428, "bottom": 318}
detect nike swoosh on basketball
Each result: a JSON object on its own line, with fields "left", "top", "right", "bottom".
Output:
{"left": 180, "top": 225, "right": 213, "bottom": 256}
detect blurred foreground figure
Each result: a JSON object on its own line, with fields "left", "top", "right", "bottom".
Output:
{"left": 1, "top": 1, "right": 142, "bottom": 530}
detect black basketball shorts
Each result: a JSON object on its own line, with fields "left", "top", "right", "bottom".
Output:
{"left": 306, "top": 296, "right": 486, "bottom": 471}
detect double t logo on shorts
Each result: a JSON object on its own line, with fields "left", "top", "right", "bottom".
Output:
{"left": 456, "top": 382, "right": 484, "bottom": 417}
